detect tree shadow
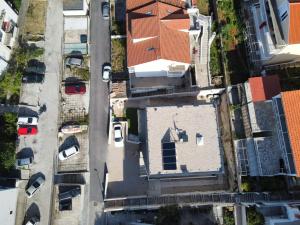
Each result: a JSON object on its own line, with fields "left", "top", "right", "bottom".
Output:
{"left": 23, "top": 203, "right": 40, "bottom": 225}
{"left": 16, "top": 147, "right": 34, "bottom": 159}
{"left": 18, "top": 107, "right": 38, "bottom": 117}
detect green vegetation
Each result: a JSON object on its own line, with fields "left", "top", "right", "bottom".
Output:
{"left": 73, "top": 68, "right": 90, "bottom": 80}
{"left": 8, "top": 0, "right": 22, "bottom": 10}
{"left": 111, "top": 39, "right": 126, "bottom": 73}
{"left": 0, "top": 113, "right": 17, "bottom": 173}
{"left": 223, "top": 207, "right": 235, "bottom": 225}
{"left": 197, "top": 0, "right": 210, "bottom": 15}
{"left": 0, "top": 40, "right": 44, "bottom": 103}
{"left": 217, "top": 0, "right": 249, "bottom": 84}
{"left": 247, "top": 207, "right": 265, "bottom": 225}
{"left": 210, "top": 38, "right": 222, "bottom": 77}
{"left": 155, "top": 205, "right": 180, "bottom": 225}
{"left": 125, "top": 108, "right": 138, "bottom": 135}
{"left": 241, "top": 176, "right": 287, "bottom": 192}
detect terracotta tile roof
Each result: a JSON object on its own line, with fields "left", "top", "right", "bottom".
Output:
{"left": 281, "top": 90, "right": 300, "bottom": 176}
{"left": 126, "top": 0, "right": 186, "bottom": 11}
{"left": 288, "top": 2, "right": 300, "bottom": 44}
{"left": 127, "top": 1, "right": 191, "bottom": 67}
{"left": 248, "top": 75, "right": 281, "bottom": 102}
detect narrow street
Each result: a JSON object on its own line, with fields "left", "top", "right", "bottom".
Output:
{"left": 87, "top": 0, "right": 110, "bottom": 224}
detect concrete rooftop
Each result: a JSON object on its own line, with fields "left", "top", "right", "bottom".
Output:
{"left": 145, "top": 104, "right": 223, "bottom": 176}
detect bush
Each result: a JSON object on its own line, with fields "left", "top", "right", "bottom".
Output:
{"left": 0, "top": 113, "right": 17, "bottom": 173}
{"left": 111, "top": 39, "right": 126, "bottom": 73}
{"left": 247, "top": 207, "right": 265, "bottom": 225}
{"left": 0, "top": 71, "right": 22, "bottom": 100}
{"left": 223, "top": 208, "right": 235, "bottom": 225}
{"left": 210, "top": 38, "right": 222, "bottom": 76}
{"left": 156, "top": 205, "right": 180, "bottom": 225}
{"left": 241, "top": 181, "right": 252, "bottom": 192}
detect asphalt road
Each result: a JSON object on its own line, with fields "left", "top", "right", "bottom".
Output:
{"left": 87, "top": 0, "right": 110, "bottom": 224}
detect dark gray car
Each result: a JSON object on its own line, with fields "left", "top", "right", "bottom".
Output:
{"left": 58, "top": 187, "right": 81, "bottom": 201}
{"left": 102, "top": 2, "right": 109, "bottom": 20}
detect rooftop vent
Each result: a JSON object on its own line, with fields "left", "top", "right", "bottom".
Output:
{"left": 147, "top": 47, "right": 155, "bottom": 51}
{"left": 196, "top": 133, "right": 204, "bottom": 146}
{"left": 178, "top": 130, "right": 188, "bottom": 142}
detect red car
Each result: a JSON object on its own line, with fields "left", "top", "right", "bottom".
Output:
{"left": 65, "top": 83, "right": 86, "bottom": 95}
{"left": 18, "top": 126, "right": 38, "bottom": 135}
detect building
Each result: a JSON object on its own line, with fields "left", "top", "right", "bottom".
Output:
{"left": 140, "top": 104, "right": 223, "bottom": 179}
{"left": 250, "top": 0, "right": 300, "bottom": 66}
{"left": 63, "top": 0, "right": 89, "bottom": 16}
{"left": 0, "top": 188, "right": 18, "bottom": 225}
{"left": 126, "top": 0, "right": 207, "bottom": 95}
{"left": 0, "top": 0, "right": 18, "bottom": 74}
{"left": 256, "top": 203, "right": 300, "bottom": 225}
{"left": 235, "top": 75, "right": 300, "bottom": 177}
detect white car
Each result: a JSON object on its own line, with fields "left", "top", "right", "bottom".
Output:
{"left": 26, "top": 176, "right": 45, "bottom": 198}
{"left": 113, "top": 123, "right": 124, "bottom": 148}
{"left": 58, "top": 145, "right": 80, "bottom": 161}
{"left": 17, "top": 117, "right": 38, "bottom": 126}
{"left": 102, "top": 65, "right": 111, "bottom": 82}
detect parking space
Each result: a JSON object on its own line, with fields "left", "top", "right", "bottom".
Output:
{"left": 52, "top": 184, "right": 85, "bottom": 225}
{"left": 57, "top": 132, "right": 89, "bottom": 173}
{"left": 19, "top": 84, "right": 41, "bottom": 106}
{"left": 106, "top": 122, "right": 148, "bottom": 198}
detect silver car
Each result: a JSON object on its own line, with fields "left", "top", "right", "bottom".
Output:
{"left": 26, "top": 176, "right": 45, "bottom": 198}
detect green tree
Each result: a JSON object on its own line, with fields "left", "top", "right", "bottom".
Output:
{"left": 223, "top": 208, "right": 235, "bottom": 225}
{"left": 0, "top": 142, "right": 16, "bottom": 172}
{"left": 156, "top": 205, "right": 180, "bottom": 225}
{"left": 247, "top": 207, "right": 265, "bottom": 225}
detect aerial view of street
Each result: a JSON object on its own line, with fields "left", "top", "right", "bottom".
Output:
{"left": 1, "top": 0, "right": 300, "bottom": 225}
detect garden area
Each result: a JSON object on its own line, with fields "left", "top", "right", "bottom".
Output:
{"left": 0, "top": 39, "right": 44, "bottom": 104}
{"left": 23, "top": 0, "right": 47, "bottom": 40}
{"left": 217, "top": 0, "right": 249, "bottom": 84}
{"left": 223, "top": 207, "right": 235, "bottom": 225}
{"left": 0, "top": 113, "right": 17, "bottom": 174}
{"left": 241, "top": 176, "right": 287, "bottom": 192}
{"left": 111, "top": 39, "right": 126, "bottom": 73}
{"left": 197, "top": 0, "right": 210, "bottom": 15}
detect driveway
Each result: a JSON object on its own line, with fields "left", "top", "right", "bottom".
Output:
{"left": 87, "top": 0, "right": 110, "bottom": 225}
{"left": 15, "top": 0, "right": 63, "bottom": 224}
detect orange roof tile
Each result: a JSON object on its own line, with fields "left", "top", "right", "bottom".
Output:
{"left": 281, "top": 90, "right": 300, "bottom": 176}
{"left": 127, "top": 1, "right": 191, "bottom": 67}
{"left": 288, "top": 2, "right": 300, "bottom": 44}
{"left": 126, "top": 0, "right": 186, "bottom": 11}
{"left": 248, "top": 75, "right": 281, "bottom": 102}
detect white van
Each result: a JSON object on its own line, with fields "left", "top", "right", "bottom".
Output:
{"left": 18, "top": 117, "right": 38, "bottom": 126}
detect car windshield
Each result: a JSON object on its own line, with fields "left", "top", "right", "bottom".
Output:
{"left": 28, "top": 118, "right": 32, "bottom": 123}
{"left": 115, "top": 137, "right": 122, "bottom": 142}
{"left": 63, "top": 151, "right": 67, "bottom": 157}
{"left": 33, "top": 181, "right": 40, "bottom": 188}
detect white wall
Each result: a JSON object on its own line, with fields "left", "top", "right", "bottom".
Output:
{"left": 0, "top": 0, "right": 18, "bottom": 23}
{"left": 130, "top": 59, "right": 190, "bottom": 77}
{"left": 63, "top": 0, "right": 88, "bottom": 16}
{"left": 264, "top": 44, "right": 300, "bottom": 65}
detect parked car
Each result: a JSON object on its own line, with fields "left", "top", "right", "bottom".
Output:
{"left": 64, "top": 83, "right": 86, "bottom": 95}
{"left": 22, "top": 73, "right": 45, "bottom": 83}
{"left": 16, "top": 157, "right": 33, "bottom": 167}
{"left": 65, "top": 57, "right": 83, "bottom": 68}
{"left": 17, "top": 116, "right": 38, "bottom": 126}
{"left": 61, "top": 124, "right": 87, "bottom": 134}
{"left": 26, "top": 176, "right": 45, "bottom": 198}
{"left": 18, "top": 126, "right": 38, "bottom": 135}
{"left": 102, "top": 64, "right": 111, "bottom": 82}
{"left": 102, "top": 2, "right": 110, "bottom": 19}
{"left": 58, "top": 145, "right": 80, "bottom": 161}
{"left": 25, "top": 217, "right": 39, "bottom": 225}
{"left": 58, "top": 186, "right": 81, "bottom": 201}
{"left": 113, "top": 123, "right": 124, "bottom": 147}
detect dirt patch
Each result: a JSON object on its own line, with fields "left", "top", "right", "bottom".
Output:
{"left": 23, "top": 0, "right": 47, "bottom": 36}
{"left": 219, "top": 93, "right": 238, "bottom": 191}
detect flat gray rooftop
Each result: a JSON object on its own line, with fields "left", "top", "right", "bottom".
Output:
{"left": 63, "top": 0, "right": 83, "bottom": 10}
{"left": 145, "top": 104, "right": 222, "bottom": 176}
